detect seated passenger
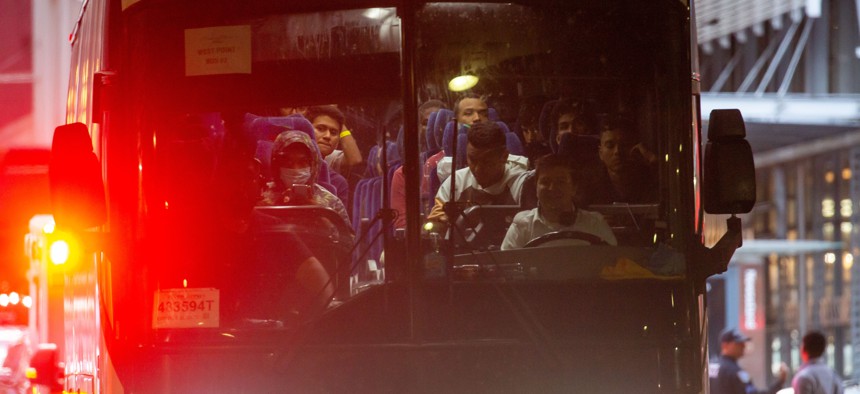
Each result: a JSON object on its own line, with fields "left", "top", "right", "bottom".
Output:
{"left": 501, "top": 154, "right": 616, "bottom": 250}
{"left": 549, "top": 98, "right": 594, "bottom": 153}
{"left": 225, "top": 155, "right": 335, "bottom": 320}
{"left": 428, "top": 94, "right": 492, "bottom": 186}
{"left": 585, "top": 115, "right": 657, "bottom": 205}
{"left": 306, "top": 105, "right": 363, "bottom": 176}
{"left": 517, "top": 97, "right": 551, "bottom": 169}
{"left": 259, "top": 129, "right": 352, "bottom": 229}
{"left": 428, "top": 121, "right": 529, "bottom": 233}
{"left": 391, "top": 99, "right": 447, "bottom": 230}
{"left": 152, "top": 153, "right": 337, "bottom": 325}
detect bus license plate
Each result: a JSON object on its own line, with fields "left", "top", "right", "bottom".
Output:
{"left": 152, "top": 288, "right": 219, "bottom": 328}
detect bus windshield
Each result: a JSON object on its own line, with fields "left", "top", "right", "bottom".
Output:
{"left": 113, "top": 0, "right": 692, "bottom": 336}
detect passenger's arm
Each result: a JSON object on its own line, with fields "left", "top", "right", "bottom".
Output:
{"left": 390, "top": 168, "right": 407, "bottom": 230}
{"left": 338, "top": 128, "right": 363, "bottom": 167}
{"left": 426, "top": 176, "right": 452, "bottom": 232}
{"left": 631, "top": 143, "right": 657, "bottom": 166}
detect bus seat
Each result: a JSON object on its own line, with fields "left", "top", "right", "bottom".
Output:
{"left": 243, "top": 113, "right": 315, "bottom": 142}
{"left": 431, "top": 109, "right": 454, "bottom": 153}
{"left": 425, "top": 111, "right": 438, "bottom": 151}
{"left": 557, "top": 133, "right": 599, "bottom": 166}
{"left": 352, "top": 178, "right": 371, "bottom": 232}
{"left": 364, "top": 145, "right": 380, "bottom": 178}
{"left": 369, "top": 177, "right": 385, "bottom": 263}
{"left": 396, "top": 125, "right": 405, "bottom": 159}
{"left": 504, "top": 132, "right": 524, "bottom": 156}
{"left": 455, "top": 133, "right": 469, "bottom": 170}
{"left": 329, "top": 170, "right": 350, "bottom": 210}
{"left": 385, "top": 140, "right": 401, "bottom": 166}
{"left": 441, "top": 121, "right": 468, "bottom": 157}
{"left": 496, "top": 120, "right": 511, "bottom": 134}
{"left": 254, "top": 140, "right": 274, "bottom": 180}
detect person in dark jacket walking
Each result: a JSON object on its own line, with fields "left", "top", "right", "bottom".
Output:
{"left": 710, "top": 328, "right": 788, "bottom": 394}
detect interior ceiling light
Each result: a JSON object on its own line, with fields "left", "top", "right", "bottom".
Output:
{"left": 448, "top": 74, "right": 479, "bottom": 92}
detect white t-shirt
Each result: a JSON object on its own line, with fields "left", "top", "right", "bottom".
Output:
{"left": 428, "top": 161, "right": 529, "bottom": 223}
{"left": 436, "top": 154, "right": 528, "bottom": 185}
{"left": 500, "top": 207, "right": 617, "bottom": 250}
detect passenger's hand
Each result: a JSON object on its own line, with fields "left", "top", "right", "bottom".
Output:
{"left": 629, "top": 143, "right": 657, "bottom": 165}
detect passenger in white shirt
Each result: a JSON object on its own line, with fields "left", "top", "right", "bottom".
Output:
{"left": 793, "top": 330, "right": 843, "bottom": 394}
{"left": 501, "top": 154, "right": 616, "bottom": 250}
{"left": 428, "top": 121, "right": 529, "bottom": 234}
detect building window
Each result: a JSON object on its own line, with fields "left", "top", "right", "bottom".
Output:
{"left": 822, "top": 198, "right": 835, "bottom": 218}
{"left": 823, "top": 223, "right": 835, "bottom": 241}
{"left": 771, "top": 337, "right": 783, "bottom": 375}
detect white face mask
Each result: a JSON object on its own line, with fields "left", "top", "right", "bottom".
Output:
{"left": 279, "top": 167, "right": 311, "bottom": 186}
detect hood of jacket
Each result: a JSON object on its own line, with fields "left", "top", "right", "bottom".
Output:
{"left": 271, "top": 129, "right": 321, "bottom": 188}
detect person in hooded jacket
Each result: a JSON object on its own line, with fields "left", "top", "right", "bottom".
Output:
{"left": 259, "top": 129, "right": 351, "bottom": 229}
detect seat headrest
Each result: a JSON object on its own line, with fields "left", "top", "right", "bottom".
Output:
{"left": 245, "top": 113, "right": 331, "bottom": 183}
{"left": 243, "top": 113, "right": 315, "bottom": 143}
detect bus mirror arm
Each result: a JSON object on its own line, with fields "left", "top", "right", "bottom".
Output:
{"left": 699, "top": 215, "right": 742, "bottom": 279}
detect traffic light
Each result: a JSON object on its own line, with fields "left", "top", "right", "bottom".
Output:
{"left": 27, "top": 215, "right": 82, "bottom": 268}
{"left": 46, "top": 231, "right": 81, "bottom": 267}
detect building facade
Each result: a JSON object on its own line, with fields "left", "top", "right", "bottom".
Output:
{"left": 698, "top": 0, "right": 860, "bottom": 386}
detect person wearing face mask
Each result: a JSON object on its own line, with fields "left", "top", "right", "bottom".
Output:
{"left": 501, "top": 154, "right": 616, "bottom": 250}
{"left": 259, "top": 129, "right": 351, "bottom": 229}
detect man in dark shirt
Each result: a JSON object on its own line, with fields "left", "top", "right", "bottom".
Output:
{"left": 585, "top": 115, "right": 657, "bottom": 205}
{"left": 710, "top": 328, "right": 787, "bottom": 394}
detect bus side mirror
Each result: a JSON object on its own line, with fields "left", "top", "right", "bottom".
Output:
{"left": 49, "top": 123, "right": 106, "bottom": 230}
{"left": 704, "top": 109, "right": 756, "bottom": 214}
{"left": 26, "top": 343, "right": 64, "bottom": 391}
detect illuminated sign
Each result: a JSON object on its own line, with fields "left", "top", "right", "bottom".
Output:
{"left": 743, "top": 268, "right": 757, "bottom": 330}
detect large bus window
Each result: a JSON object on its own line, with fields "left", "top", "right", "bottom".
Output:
{"left": 110, "top": 5, "right": 405, "bottom": 338}
{"left": 413, "top": 2, "right": 690, "bottom": 271}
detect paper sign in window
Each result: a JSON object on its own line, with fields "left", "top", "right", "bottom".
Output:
{"left": 185, "top": 25, "right": 251, "bottom": 76}
{"left": 152, "top": 288, "right": 219, "bottom": 329}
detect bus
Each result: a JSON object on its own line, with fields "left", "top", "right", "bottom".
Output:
{"left": 34, "top": 0, "right": 756, "bottom": 392}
